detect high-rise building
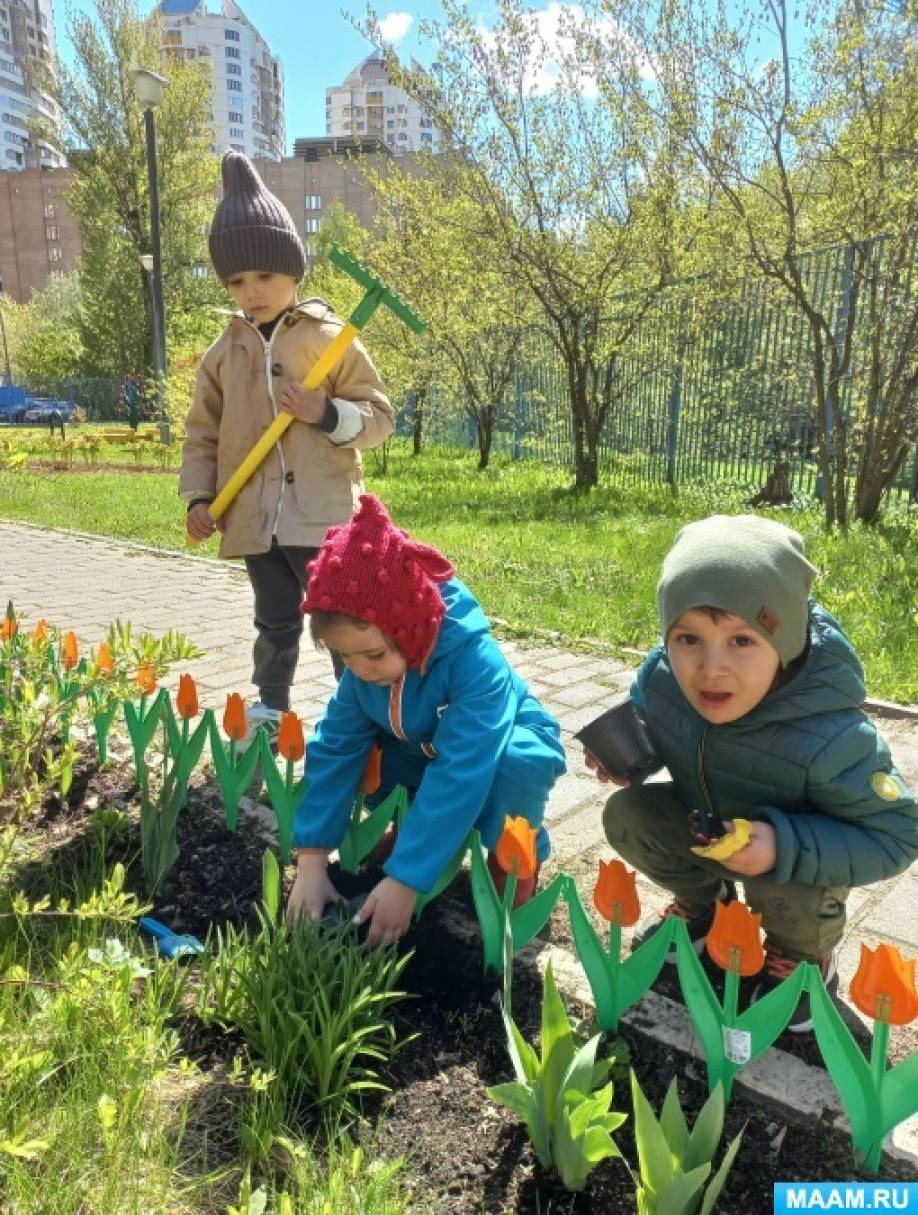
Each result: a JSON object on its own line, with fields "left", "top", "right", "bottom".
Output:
{"left": 0, "top": 0, "right": 64, "bottom": 172}
{"left": 325, "top": 52, "right": 441, "bottom": 157}
{"left": 157, "top": 0, "right": 284, "bottom": 160}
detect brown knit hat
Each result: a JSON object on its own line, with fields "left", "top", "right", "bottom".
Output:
{"left": 208, "top": 151, "right": 305, "bottom": 282}
{"left": 302, "top": 495, "right": 455, "bottom": 669}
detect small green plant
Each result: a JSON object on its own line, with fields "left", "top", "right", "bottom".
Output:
{"left": 196, "top": 852, "right": 411, "bottom": 1118}
{"left": 629, "top": 1073, "right": 743, "bottom": 1214}
{"left": 487, "top": 961, "right": 626, "bottom": 1192}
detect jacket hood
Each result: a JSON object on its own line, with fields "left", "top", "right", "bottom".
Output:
{"left": 736, "top": 603, "right": 865, "bottom": 727}
{"left": 428, "top": 577, "right": 491, "bottom": 661}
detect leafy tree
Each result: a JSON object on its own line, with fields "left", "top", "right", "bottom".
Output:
{"left": 366, "top": 0, "right": 704, "bottom": 487}
{"left": 643, "top": 0, "right": 917, "bottom": 524}
{"left": 34, "top": 0, "right": 225, "bottom": 381}
{"left": 0, "top": 275, "right": 83, "bottom": 387}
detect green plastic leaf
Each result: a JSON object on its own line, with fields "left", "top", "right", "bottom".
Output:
{"left": 93, "top": 707, "right": 118, "bottom": 766}
{"left": 469, "top": 831, "right": 503, "bottom": 972}
{"left": 631, "top": 1069, "right": 675, "bottom": 1193}
{"left": 338, "top": 785, "right": 406, "bottom": 873}
{"left": 565, "top": 877, "right": 621, "bottom": 1030}
{"left": 698, "top": 1125, "right": 744, "bottom": 1215}
{"left": 733, "top": 961, "right": 807, "bottom": 1055}
{"left": 808, "top": 963, "right": 878, "bottom": 1154}
{"left": 414, "top": 833, "right": 470, "bottom": 918}
{"left": 682, "top": 1082, "right": 725, "bottom": 1173}
{"left": 510, "top": 872, "right": 566, "bottom": 951}
{"left": 674, "top": 926, "right": 728, "bottom": 1093}
{"left": 880, "top": 1046, "right": 918, "bottom": 1139}
{"left": 618, "top": 915, "right": 681, "bottom": 1010}
{"left": 659, "top": 1078, "right": 690, "bottom": 1164}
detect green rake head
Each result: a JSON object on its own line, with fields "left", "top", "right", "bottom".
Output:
{"left": 329, "top": 244, "right": 427, "bottom": 334}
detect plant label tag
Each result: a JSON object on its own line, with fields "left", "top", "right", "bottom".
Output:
{"left": 723, "top": 1026, "right": 752, "bottom": 1065}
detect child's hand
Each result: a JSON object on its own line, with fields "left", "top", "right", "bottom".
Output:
{"left": 286, "top": 852, "right": 341, "bottom": 922}
{"left": 717, "top": 820, "right": 777, "bottom": 876}
{"left": 354, "top": 876, "right": 417, "bottom": 947}
{"left": 186, "top": 502, "right": 224, "bottom": 541}
{"left": 277, "top": 380, "right": 327, "bottom": 424}
{"left": 584, "top": 748, "right": 630, "bottom": 788}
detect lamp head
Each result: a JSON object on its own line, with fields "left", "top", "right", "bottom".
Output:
{"left": 140, "top": 254, "right": 154, "bottom": 273}
{"left": 130, "top": 67, "right": 170, "bottom": 109}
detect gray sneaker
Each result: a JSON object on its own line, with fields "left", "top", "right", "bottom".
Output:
{"left": 631, "top": 881, "right": 737, "bottom": 963}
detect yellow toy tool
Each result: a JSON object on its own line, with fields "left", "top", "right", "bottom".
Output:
{"left": 190, "top": 246, "right": 425, "bottom": 543}
{"left": 691, "top": 817, "right": 753, "bottom": 861}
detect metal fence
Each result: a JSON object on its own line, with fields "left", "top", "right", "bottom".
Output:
{"left": 399, "top": 235, "right": 918, "bottom": 506}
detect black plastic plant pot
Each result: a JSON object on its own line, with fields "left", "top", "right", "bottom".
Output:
{"left": 575, "top": 697, "right": 658, "bottom": 781}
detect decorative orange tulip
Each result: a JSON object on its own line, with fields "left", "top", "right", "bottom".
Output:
{"left": 359, "top": 743, "right": 383, "bottom": 795}
{"left": 175, "top": 673, "right": 200, "bottom": 719}
{"left": 136, "top": 663, "right": 157, "bottom": 696}
{"left": 705, "top": 899, "right": 765, "bottom": 976}
{"left": 223, "top": 692, "right": 247, "bottom": 742}
{"left": 277, "top": 710, "right": 305, "bottom": 762}
{"left": 0, "top": 616, "right": 17, "bottom": 641}
{"left": 61, "top": 631, "right": 79, "bottom": 670}
{"left": 95, "top": 642, "right": 115, "bottom": 676}
{"left": 850, "top": 943, "right": 918, "bottom": 1026}
{"left": 493, "top": 816, "right": 539, "bottom": 881}
{"left": 31, "top": 619, "right": 50, "bottom": 644}
{"left": 593, "top": 859, "right": 641, "bottom": 927}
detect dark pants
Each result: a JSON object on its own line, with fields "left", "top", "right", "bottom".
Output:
{"left": 603, "top": 782, "right": 849, "bottom": 961}
{"left": 245, "top": 540, "right": 333, "bottom": 711}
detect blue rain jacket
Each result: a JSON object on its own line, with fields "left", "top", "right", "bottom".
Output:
{"left": 293, "top": 577, "right": 567, "bottom": 893}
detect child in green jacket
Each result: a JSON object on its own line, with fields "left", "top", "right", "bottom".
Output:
{"left": 589, "top": 515, "right": 917, "bottom": 1033}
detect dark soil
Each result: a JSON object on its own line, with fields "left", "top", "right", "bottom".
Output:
{"left": 12, "top": 755, "right": 917, "bottom": 1214}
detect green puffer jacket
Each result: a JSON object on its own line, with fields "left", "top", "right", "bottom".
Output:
{"left": 631, "top": 603, "right": 918, "bottom": 889}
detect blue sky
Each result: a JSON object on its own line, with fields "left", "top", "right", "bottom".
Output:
{"left": 56, "top": 1, "right": 448, "bottom": 151}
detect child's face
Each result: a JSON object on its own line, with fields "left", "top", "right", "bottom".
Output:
{"left": 666, "top": 608, "right": 781, "bottom": 724}
{"left": 224, "top": 270, "right": 297, "bottom": 322}
{"left": 322, "top": 621, "right": 407, "bottom": 687}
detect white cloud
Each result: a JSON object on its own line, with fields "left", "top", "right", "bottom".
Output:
{"left": 379, "top": 12, "right": 414, "bottom": 44}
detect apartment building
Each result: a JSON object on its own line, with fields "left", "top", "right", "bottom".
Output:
{"left": 158, "top": 0, "right": 284, "bottom": 160}
{"left": 325, "top": 52, "right": 440, "bottom": 157}
{"left": 0, "top": 0, "right": 64, "bottom": 172}
{"left": 0, "top": 166, "right": 80, "bottom": 301}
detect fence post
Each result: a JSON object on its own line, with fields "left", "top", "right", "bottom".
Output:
{"left": 665, "top": 303, "right": 688, "bottom": 488}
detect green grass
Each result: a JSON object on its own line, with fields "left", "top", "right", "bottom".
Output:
{"left": 1, "top": 441, "right": 916, "bottom": 702}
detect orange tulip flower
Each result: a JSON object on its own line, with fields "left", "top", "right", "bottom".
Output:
{"left": 135, "top": 663, "right": 157, "bottom": 696}
{"left": 61, "top": 631, "right": 79, "bottom": 670}
{"left": 95, "top": 642, "right": 115, "bottom": 676}
{"left": 593, "top": 858, "right": 641, "bottom": 927}
{"left": 850, "top": 943, "right": 918, "bottom": 1026}
{"left": 705, "top": 899, "right": 765, "bottom": 976}
{"left": 359, "top": 744, "right": 383, "bottom": 795}
{"left": 31, "top": 619, "right": 50, "bottom": 644}
{"left": 493, "top": 816, "right": 539, "bottom": 881}
{"left": 176, "top": 673, "right": 200, "bottom": 719}
{"left": 223, "top": 693, "right": 247, "bottom": 742}
{"left": 277, "top": 710, "right": 305, "bottom": 762}
{"left": 0, "top": 616, "right": 17, "bottom": 641}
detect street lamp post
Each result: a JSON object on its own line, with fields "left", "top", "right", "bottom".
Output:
{"left": 130, "top": 66, "right": 170, "bottom": 444}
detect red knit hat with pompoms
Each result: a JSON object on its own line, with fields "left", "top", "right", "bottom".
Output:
{"left": 302, "top": 494, "right": 455, "bottom": 669}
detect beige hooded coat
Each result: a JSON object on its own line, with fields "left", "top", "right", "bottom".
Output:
{"left": 179, "top": 299, "right": 394, "bottom": 558}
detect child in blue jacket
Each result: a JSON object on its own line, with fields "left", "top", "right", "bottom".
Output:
{"left": 591, "top": 515, "right": 917, "bottom": 1033}
{"left": 288, "top": 494, "right": 567, "bottom": 946}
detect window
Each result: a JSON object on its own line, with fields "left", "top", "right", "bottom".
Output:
{"left": 386, "top": 120, "right": 394, "bottom": 129}
{"left": 304, "top": 217, "right": 320, "bottom": 234}
{"left": 354, "top": 106, "right": 364, "bottom": 115}
{"left": 397, "top": 104, "right": 406, "bottom": 113}
{"left": 230, "top": 142, "right": 245, "bottom": 152}
{"left": 225, "top": 46, "right": 239, "bottom": 58}
{"left": 48, "top": 247, "right": 62, "bottom": 263}
{"left": 45, "top": 224, "right": 59, "bottom": 240}
{"left": 228, "top": 110, "right": 243, "bottom": 123}
{"left": 226, "top": 63, "right": 241, "bottom": 75}
{"left": 387, "top": 106, "right": 394, "bottom": 113}
{"left": 356, "top": 122, "right": 364, "bottom": 130}
{"left": 227, "top": 79, "right": 242, "bottom": 91}
{"left": 229, "top": 127, "right": 244, "bottom": 138}
{"left": 304, "top": 194, "right": 322, "bottom": 210}
{"left": 421, "top": 132, "right": 433, "bottom": 142}
{"left": 44, "top": 202, "right": 56, "bottom": 218}
{"left": 225, "top": 28, "right": 240, "bottom": 40}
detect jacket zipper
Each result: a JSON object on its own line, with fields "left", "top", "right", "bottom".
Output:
{"left": 697, "top": 726, "right": 715, "bottom": 814}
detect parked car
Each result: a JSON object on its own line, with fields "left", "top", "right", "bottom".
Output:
{"left": 21, "top": 399, "right": 82, "bottom": 425}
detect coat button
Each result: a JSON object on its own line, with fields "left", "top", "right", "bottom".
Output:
{"left": 284, "top": 471, "right": 294, "bottom": 484}
{"left": 271, "top": 362, "right": 283, "bottom": 376}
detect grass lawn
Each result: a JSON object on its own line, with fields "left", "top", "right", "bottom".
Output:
{"left": 1, "top": 441, "right": 916, "bottom": 702}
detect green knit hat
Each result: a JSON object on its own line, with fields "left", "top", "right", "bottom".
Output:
{"left": 657, "top": 515, "right": 817, "bottom": 667}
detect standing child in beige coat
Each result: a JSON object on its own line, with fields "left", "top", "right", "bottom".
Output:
{"left": 179, "top": 151, "right": 394, "bottom": 743}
